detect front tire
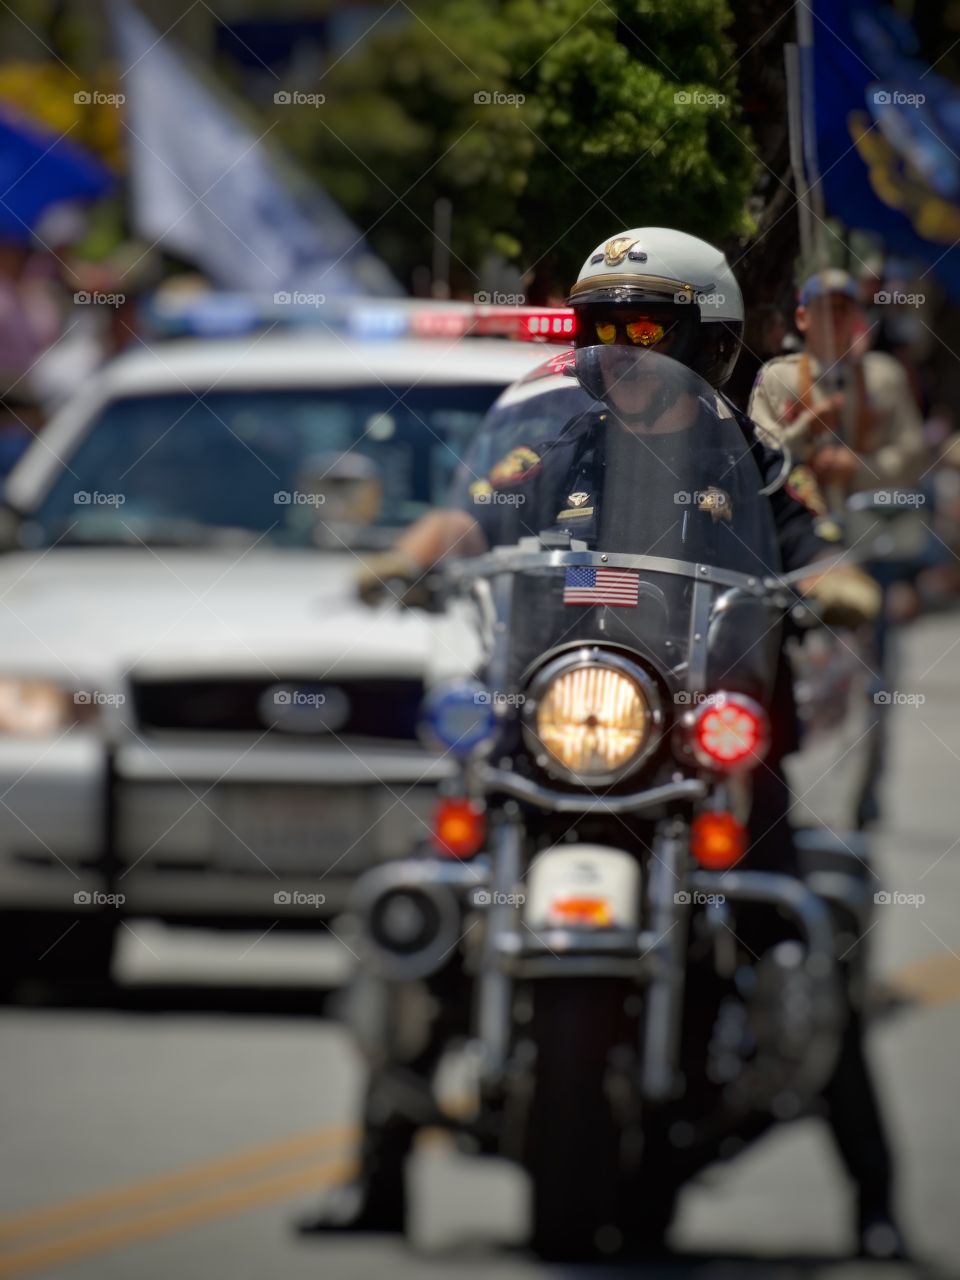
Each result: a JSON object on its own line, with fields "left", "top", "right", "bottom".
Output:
{"left": 523, "top": 978, "right": 636, "bottom": 1260}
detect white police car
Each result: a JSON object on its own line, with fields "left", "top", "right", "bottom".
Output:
{"left": 0, "top": 305, "right": 562, "bottom": 989}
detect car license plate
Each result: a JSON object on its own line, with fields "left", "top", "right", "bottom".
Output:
{"left": 214, "top": 787, "right": 376, "bottom": 874}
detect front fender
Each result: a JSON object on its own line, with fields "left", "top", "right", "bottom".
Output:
{"left": 524, "top": 845, "right": 641, "bottom": 930}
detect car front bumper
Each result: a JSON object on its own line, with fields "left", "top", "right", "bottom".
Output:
{"left": 0, "top": 732, "right": 456, "bottom": 922}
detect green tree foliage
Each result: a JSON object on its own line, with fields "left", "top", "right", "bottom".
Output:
{"left": 274, "top": 0, "right": 756, "bottom": 296}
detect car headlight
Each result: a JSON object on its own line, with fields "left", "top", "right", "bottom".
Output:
{"left": 523, "top": 650, "right": 662, "bottom": 784}
{"left": 0, "top": 679, "right": 81, "bottom": 735}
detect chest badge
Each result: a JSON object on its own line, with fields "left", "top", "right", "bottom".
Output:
{"left": 558, "top": 490, "right": 594, "bottom": 520}
{"left": 696, "top": 486, "right": 732, "bottom": 522}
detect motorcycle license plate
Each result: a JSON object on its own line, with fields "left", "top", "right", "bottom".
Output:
{"left": 525, "top": 846, "right": 640, "bottom": 929}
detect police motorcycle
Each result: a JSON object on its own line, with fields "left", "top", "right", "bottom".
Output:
{"left": 346, "top": 344, "right": 866, "bottom": 1260}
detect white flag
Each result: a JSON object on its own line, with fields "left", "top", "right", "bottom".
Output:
{"left": 112, "top": 3, "right": 399, "bottom": 297}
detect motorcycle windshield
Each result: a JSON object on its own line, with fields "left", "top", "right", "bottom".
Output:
{"left": 449, "top": 347, "right": 784, "bottom": 701}
{"left": 452, "top": 346, "right": 779, "bottom": 573}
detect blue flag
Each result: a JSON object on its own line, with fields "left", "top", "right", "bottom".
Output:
{"left": 0, "top": 111, "right": 113, "bottom": 243}
{"left": 807, "top": 1, "right": 960, "bottom": 298}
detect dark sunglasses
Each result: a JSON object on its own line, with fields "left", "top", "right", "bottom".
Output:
{"left": 592, "top": 317, "right": 679, "bottom": 348}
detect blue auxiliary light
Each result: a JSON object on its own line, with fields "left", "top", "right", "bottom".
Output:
{"left": 346, "top": 305, "right": 410, "bottom": 341}
{"left": 420, "top": 680, "right": 498, "bottom": 757}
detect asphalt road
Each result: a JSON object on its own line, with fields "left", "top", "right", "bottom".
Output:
{"left": 2, "top": 614, "right": 960, "bottom": 1280}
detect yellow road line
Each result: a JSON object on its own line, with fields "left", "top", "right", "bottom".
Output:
{"left": 0, "top": 1155, "right": 357, "bottom": 1278}
{"left": 0, "top": 1123, "right": 356, "bottom": 1245}
{"left": 887, "top": 951, "right": 960, "bottom": 1008}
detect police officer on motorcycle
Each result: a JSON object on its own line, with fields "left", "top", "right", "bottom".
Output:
{"left": 311, "top": 228, "right": 906, "bottom": 1261}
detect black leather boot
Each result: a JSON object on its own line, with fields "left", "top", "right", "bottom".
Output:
{"left": 296, "top": 1118, "right": 412, "bottom": 1235}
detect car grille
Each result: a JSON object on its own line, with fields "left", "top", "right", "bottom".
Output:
{"left": 130, "top": 677, "right": 424, "bottom": 740}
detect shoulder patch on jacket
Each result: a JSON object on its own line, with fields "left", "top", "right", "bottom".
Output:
{"left": 784, "top": 463, "right": 827, "bottom": 516}
{"left": 489, "top": 445, "right": 542, "bottom": 488}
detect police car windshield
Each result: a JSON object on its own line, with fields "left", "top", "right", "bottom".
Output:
{"left": 450, "top": 347, "right": 780, "bottom": 578}
{"left": 23, "top": 385, "right": 500, "bottom": 549}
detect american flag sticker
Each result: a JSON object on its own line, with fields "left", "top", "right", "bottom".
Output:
{"left": 562, "top": 566, "right": 640, "bottom": 606}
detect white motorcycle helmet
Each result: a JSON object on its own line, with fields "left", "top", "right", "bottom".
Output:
{"left": 567, "top": 227, "right": 744, "bottom": 388}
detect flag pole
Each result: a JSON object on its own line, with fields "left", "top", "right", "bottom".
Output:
{"left": 787, "top": 2, "right": 850, "bottom": 507}
{"left": 784, "top": 41, "right": 816, "bottom": 272}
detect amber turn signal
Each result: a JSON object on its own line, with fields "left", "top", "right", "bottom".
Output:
{"left": 432, "top": 797, "right": 485, "bottom": 859}
{"left": 690, "top": 811, "right": 746, "bottom": 870}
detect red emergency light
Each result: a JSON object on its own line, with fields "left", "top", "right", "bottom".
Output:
{"left": 686, "top": 693, "right": 770, "bottom": 772}
{"left": 469, "top": 306, "right": 576, "bottom": 344}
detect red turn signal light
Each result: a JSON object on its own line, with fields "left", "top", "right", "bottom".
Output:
{"left": 687, "top": 692, "right": 770, "bottom": 772}
{"left": 690, "top": 811, "right": 747, "bottom": 870}
{"left": 432, "top": 797, "right": 486, "bottom": 859}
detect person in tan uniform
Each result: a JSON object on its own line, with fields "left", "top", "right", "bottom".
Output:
{"left": 748, "top": 269, "right": 925, "bottom": 502}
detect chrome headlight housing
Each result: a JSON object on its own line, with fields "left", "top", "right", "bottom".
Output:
{"left": 522, "top": 649, "right": 663, "bottom": 786}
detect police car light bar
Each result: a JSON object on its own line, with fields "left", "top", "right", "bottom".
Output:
{"left": 341, "top": 302, "right": 577, "bottom": 344}
{"left": 147, "top": 291, "right": 577, "bottom": 344}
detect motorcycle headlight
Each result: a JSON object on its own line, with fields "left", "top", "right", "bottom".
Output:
{"left": 523, "top": 650, "right": 662, "bottom": 784}
{"left": 0, "top": 678, "right": 81, "bottom": 735}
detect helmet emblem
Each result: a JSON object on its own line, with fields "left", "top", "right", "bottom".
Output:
{"left": 567, "top": 491, "right": 590, "bottom": 507}
{"left": 603, "top": 236, "right": 640, "bottom": 266}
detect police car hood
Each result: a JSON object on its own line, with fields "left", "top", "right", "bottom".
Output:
{"left": 0, "top": 548, "right": 470, "bottom": 682}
